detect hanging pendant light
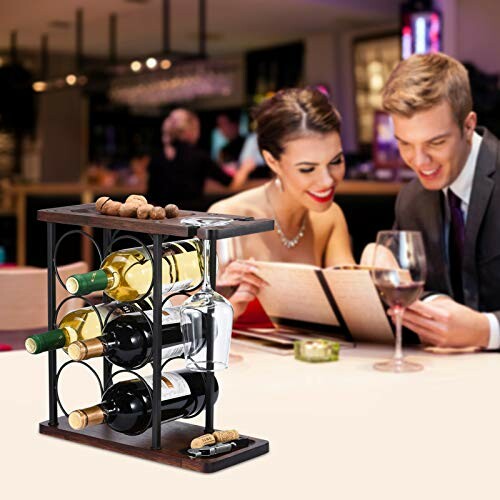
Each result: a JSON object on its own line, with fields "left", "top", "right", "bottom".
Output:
{"left": 108, "top": 0, "right": 235, "bottom": 107}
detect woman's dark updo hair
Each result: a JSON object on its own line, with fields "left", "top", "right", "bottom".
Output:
{"left": 253, "top": 88, "right": 342, "bottom": 160}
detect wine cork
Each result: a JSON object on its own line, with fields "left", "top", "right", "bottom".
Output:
{"left": 137, "top": 203, "right": 154, "bottom": 219}
{"left": 150, "top": 206, "right": 166, "bottom": 220}
{"left": 190, "top": 433, "right": 216, "bottom": 449}
{"left": 213, "top": 429, "right": 239, "bottom": 443}
{"left": 102, "top": 200, "right": 122, "bottom": 216}
{"left": 118, "top": 202, "right": 142, "bottom": 218}
{"left": 95, "top": 197, "right": 111, "bottom": 213}
{"left": 165, "top": 203, "right": 179, "bottom": 218}
{"left": 125, "top": 194, "right": 148, "bottom": 205}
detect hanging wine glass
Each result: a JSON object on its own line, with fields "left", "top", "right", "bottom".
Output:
{"left": 180, "top": 224, "right": 234, "bottom": 372}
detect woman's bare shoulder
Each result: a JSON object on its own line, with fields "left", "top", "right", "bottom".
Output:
{"left": 310, "top": 201, "right": 345, "bottom": 228}
{"left": 208, "top": 184, "right": 270, "bottom": 217}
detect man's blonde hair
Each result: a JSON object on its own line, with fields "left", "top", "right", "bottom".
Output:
{"left": 382, "top": 52, "right": 473, "bottom": 127}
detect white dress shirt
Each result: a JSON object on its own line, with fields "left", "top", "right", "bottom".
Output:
{"left": 427, "top": 131, "right": 500, "bottom": 349}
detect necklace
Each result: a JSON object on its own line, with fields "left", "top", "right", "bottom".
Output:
{"left": 265, "top": 186, "right": 307, "bottom": 249}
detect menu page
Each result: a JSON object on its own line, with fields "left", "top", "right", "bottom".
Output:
{"left": 322, "top": 268, "right": 393, "bottom": 342}
{"left": 254, "top": 261, "right": 339, "bottom": 327}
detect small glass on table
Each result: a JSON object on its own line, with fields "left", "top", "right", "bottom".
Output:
{"left": 370, "top": 230, "right": 427, "bottom": 373}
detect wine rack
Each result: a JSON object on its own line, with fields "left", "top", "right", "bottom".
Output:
{"left": 37, "top": 203, "right": 273, "bottom": 473}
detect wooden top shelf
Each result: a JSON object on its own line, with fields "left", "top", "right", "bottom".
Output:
{"left": 37, "top": 203, "right": 274, "bottom": 240}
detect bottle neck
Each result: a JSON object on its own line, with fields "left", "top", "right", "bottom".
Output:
{"left": 66, "top": 268, "right": 115, "bottom": 295}
{"left": 67, "top": 337, "right": 108, "bottom": 361}
{"left": 25, "top": 327, "right": 69, "bottom": 354}
{"left": 102, "top": 267, "right": 118, "bottom": 290}
{"left": 68, "top": 404, "right": 106, "bottom": 430}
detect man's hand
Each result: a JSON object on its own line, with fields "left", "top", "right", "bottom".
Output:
{"left": 389, "top": 297, "right": 490, "bottom": 348}
{"left": 217, "top": 259, "right": 269, "bottom": 318}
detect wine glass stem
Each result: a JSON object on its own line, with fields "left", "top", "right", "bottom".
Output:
{"left": 201, "top": 239, "right": 211, "bottom": 292}
{"left": 394, "top": 306, "right": 404, "bottom": 363}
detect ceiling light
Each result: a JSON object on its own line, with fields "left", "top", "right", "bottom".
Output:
{"left": 32, "top": 81, "right": 47, "bottom": 92}
{"left": 65, "top": 74, "right": 77, "bottom": 85}
{"left": 110, "top": 60, "right": 235, "bottom": 107}
{"left": 160, "top": 59, "right": 172, "bottom": 70}
{"left": 130, "top": 60, "right": 142, "bottom": 72}
{"left": 146, "top": 57, "right": 157, "bottom": 69}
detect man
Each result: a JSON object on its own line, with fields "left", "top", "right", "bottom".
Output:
{"left": 216, "top": 111, "right": 246, "bottom": 165}
{"left": 382, "top": 52, "right": 500, "bottom": 349}
{"left": 147, "top": 109, "right": 253, "bottom": 209}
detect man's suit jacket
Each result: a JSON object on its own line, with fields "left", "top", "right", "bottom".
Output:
{"left": 394, "top": 127, "right": 500, "bottom": 324}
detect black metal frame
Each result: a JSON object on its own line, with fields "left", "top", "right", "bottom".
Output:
{"left": 46, "top": 223, "right": 219, "bottom": 450}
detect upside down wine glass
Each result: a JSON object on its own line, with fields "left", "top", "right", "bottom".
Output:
{"left": 179, "top": 229, "right": 234, "bottom": 372}
{"left": 371, "top": 230, "right": 427, "bottom": 373}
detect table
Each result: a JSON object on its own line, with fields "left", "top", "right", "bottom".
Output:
{"left": 2, "top": 342, "right": 492, "bottom": 499}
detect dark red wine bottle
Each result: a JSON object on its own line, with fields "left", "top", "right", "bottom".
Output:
{"left": 68, "top": 310, "right": 185, "bottom": 369}
{"left": 68, "top": 369, "right": 216, "bottom": 435}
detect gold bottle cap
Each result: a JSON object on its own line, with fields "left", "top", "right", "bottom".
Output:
{"left": 68, "top": 339, "right": 104, "bottom": 361}
{"left": 68, "top": 406, "right": 105, "bottom": 430}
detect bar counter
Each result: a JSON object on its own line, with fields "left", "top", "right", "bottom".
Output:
{"left": 4, "top": 180, "right": 403, "bottom": 266}
{"left": 0, "top": 342, "right": 496, "bottom": 497}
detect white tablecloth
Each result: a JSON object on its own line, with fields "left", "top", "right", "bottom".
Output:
{"left": 1, "top": 343, "right": 498, "bottom": 500}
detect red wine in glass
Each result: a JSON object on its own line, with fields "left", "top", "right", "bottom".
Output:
{"left": 376, "top": 281, "right": 425, "bottom": 308}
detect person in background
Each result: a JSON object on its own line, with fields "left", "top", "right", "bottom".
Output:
{"left": 209, "top": 88, "right": 356, "bottom": 319}
{"left": 147, "top": 108, "right": 251, "bottom": 208}
{"left": 216, "top": 111, "right": 246, "bottom": 166}
{"left": 367, "top": 52, "right": 500, "bottom": 350}
{"left": 238, "top": 129, "right": 272, "bottom": 179}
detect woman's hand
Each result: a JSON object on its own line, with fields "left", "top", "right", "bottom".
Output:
{"left": 360, "top": 242, "right": 400, "bottom": 269}
{"left": 217, "top": 259, "right": 269, "bottom": 318}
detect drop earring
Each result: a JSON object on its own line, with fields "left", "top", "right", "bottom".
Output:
{"left": 275, "top": 176, "right": 284, "bottom": 193}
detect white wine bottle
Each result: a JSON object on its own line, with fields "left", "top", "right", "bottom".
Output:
{"left": 66, "top": 239, "right": 204, "bottom": 301}
{"left": 25, "top": 299, "right": 153, "bottom": 355}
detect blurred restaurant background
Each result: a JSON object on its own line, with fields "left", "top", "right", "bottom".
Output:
{"left": 0, "top": 0, "right": 499, "bottom": 268}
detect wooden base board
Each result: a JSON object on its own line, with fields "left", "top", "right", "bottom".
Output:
{"left": 39, "top": 418, "right": 269, "bottom": 473}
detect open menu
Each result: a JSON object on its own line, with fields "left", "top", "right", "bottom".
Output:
{"left": 253, "top": 261, "right": 394, "bottom": 344}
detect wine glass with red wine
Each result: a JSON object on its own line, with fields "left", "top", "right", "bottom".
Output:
{"left": 371, "top": 230, "right": 427, "bottom": 373}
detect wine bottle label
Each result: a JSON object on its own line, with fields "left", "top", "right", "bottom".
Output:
{"left": 161, "top": 279, "right": 195, "bottom": 295}
{"left": 160, "top": 342, "right": 190, "bottom": 360}
{"left": 144, "top": 372, "right": 191, "bottom": 400}
{"left": 144, "top": 308, "right": 180, "bottom": 325}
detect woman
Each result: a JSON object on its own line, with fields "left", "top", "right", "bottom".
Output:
{"left": 147, "top": 108, "right": 252, "bottom": 209}
{"left": 209, "top": 88, "right": 355, "bottom": 318}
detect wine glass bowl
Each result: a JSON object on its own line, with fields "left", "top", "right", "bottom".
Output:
{"left": 370, "top": 231, "right": 427, "bottom": 373}
{"left": 180, "top": 289, "right": 233, "bottom": 371}
{"left": 180, "top": 237, "right": 234, "bottom": 372}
